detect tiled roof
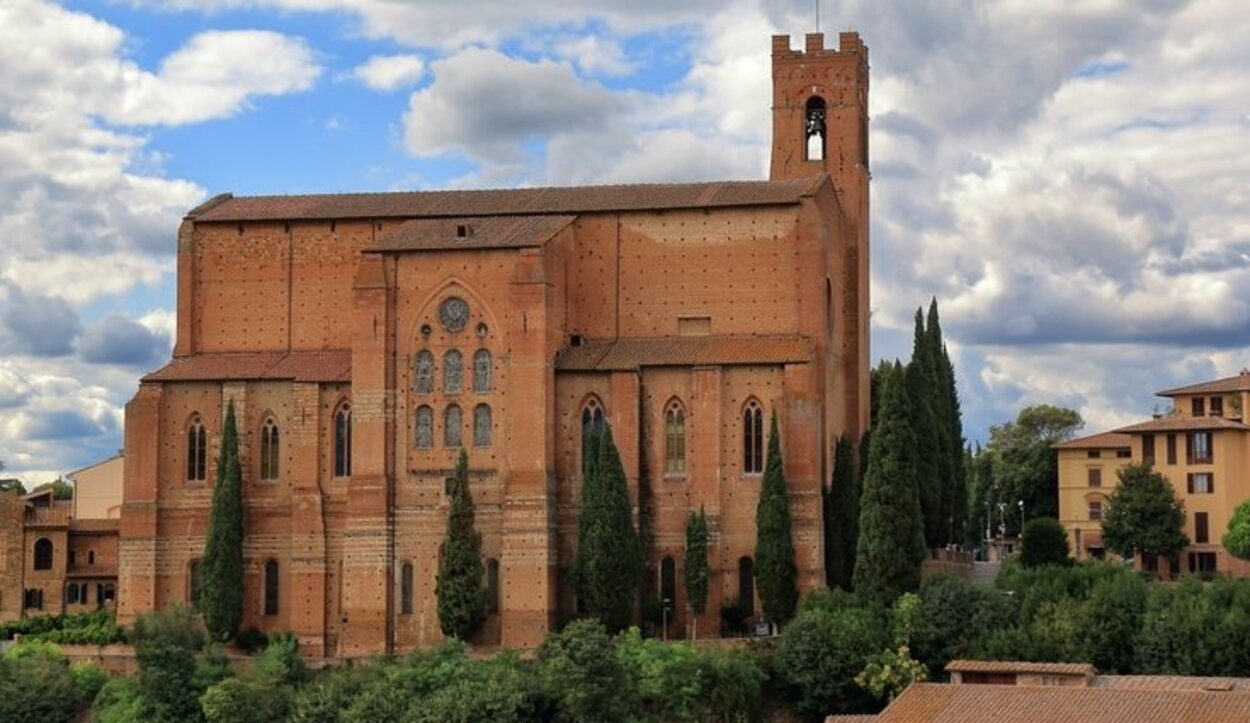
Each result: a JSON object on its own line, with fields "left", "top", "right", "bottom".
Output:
{"left": 188, "top": 177, "right": 827, "bottom": 222}
{"left": 946, "top": 660, "right": 1095, "bottom": 677}
{"left": 144, "top": 351, "right": 351, "bottom": 383}
{"left": 1051, "top": 432, "right": 1132, "bottom": 450}
{"left": 1093, "top": 675, "right": 1250, "bottom": 692}
{"left": 1157, "top": 373, "right": 1250, "bottom": 397}
{"left": 1113, "top": 416, "right": 1250, "bottom": 434}
{"left": 555, "top": 335, "right": 814, "bottom": 371}
{"left": 370, "top": 214, "right": 575, "bottom": 252}
{"left": 825, "top": 716, "right": 878, "bottom": 723}
{"left": 876, "top": 682, "right": 1250, "bottom": 723}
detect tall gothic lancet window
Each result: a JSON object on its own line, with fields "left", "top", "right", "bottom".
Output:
{"left": 474, "top": 404, "right": 492, "bottom": 447}
{"left": 743, "top": 400, "right": 764, "bottom": 475}
{"left": 415, "top": 405, "right": 434, "bottom": 449}
{"left": 444, "top": 404, "right": 463, "bottom": 447}
{"left": 334, "top": 403, "right": 352, "bottom": 477}
{"left": 665, "top": 401, "right": 686, "bottom": 475}
{"left": 473, "top": 349, "right": 492, "bottom": 393}
{"left": 415, "top": 350, "right": 435, "bottom": 394}
{"left": 805, "top": 96, "right": 827, "bottom": 162}
{"left": 443, "top": 349, "right": 463, "bottom": 394}
{"left": 581, "top": 399, "right": 606, "bottom": 478}
{"left": 264, "top": 559, "right": 279, "bottom": 615}
{"left": 187, "top": 415, "right": 207, "bottom": 482}
{"left": 260, "top": 418, "right": 280, "bottom": 481}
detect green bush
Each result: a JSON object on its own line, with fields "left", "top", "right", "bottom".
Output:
{"left": 538, "top": 619, "right": 632, "bottom": 723}
{"left": 201, "top": 677, "right": 292, "bottom": 723}
{"left": 131, "top": 603, "right": 205, "bottom": 652}
{"left": 137, "top": 642, "right": 202, "bottom": 723}
{"left": 235, "top": 626, "right": 268, "bottom": 654}
{"left": 72, "top": 661, "right": 110, "bottom": 706}
{"left": 0, "top": 609, "right": 126, "bottom": 645}
{"left": 720, "top": 597, "right": 751, "bottom": 636}
{"left": 255, "top": 633, "right": 307, "bottom": 686}
{"left": 778, "top": 605, "right": 888, "bottom": 716}
{"left": 1020, "top": 517, "right": 1071, "bottom": 568}
{"left": 193, "top": 643, "right": 234, "bottom": 690}
{"left": 0, "top": 641, "right": 80, "bottom": 723}
{"left": 93, "top": 676, "right": 147, "bottom": 723}
{"left": 290, "top": 663, "right": 373, "bottom": 723}
{"left": 406, "top": 652, "right": 545, "bottom": 723}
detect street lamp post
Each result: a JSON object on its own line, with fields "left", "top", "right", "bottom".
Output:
{"left": 662, "top": 598, "right": 671, "bottom": 641}
{"left": 1018, "top": 499, "right": 1025, "bottom": 536}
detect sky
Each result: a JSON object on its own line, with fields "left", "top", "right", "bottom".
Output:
{"left": 0, "top": 0, "right": 1248, "bottom": 485}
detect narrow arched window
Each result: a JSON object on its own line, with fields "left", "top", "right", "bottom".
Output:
{"left": 474, "top": 404, "right": 491, "bottom": 447}
{"left": 444, "top": 404, "right": 463, "bottom": 447}
{"left": 260, "top": 418, "right": 280, "bottom": 481}
{"left": 443, "top": 349, "right": 463, "bottom": 394}
{"left": 661, "top": 556, "right": 676, "bottom": 607}
{"left": 33, "top": 538, "right": 52, "bottom": 571}
{"left": 473, "top": 349, "right": 492, "bottom": 393}
{"left": 486, "top": 558, "right": 500, "bottom": 615}
{"left": 743, "top": 400, "right": 764, "bottom": 475}
{"left": 187, "top": 415, "right": 207, "bottom": 482}
{"left": 581, "top": 398, "right": 606, "bottom": 478}
{"left": 334, "top": 403, "right": 352, "bottom": 478}
{"left": 805, "top": 96, "right": 827, "bottom": 161}
{"left": 415, "top": 350, "right": 435, "bottom": 394}
{"left": 665, "top": 401, "right": 686, "bottom": 475}
{"left": 66, "top": 583, "right": 79, "bottom": 605}
{"left": 739, "top": 556, "right": 755, "bottom": 616}
{"left": 264, "top": 559, "right": 279, "bottom": 615}
{"left": 400, "top": 562, "right": 414, "bottom": 615}
{"left": 88, "top": 550, "right": 95, "bottom": 565}
{"left": 415, "top": 405, "right": 434, "bottom": 449}
{"left": 189, "top": 560, "right": 202, "bottom": 605}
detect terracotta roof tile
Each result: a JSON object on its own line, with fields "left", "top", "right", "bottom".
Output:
{"left": 825, "top": 716, "right": 878, "bottom": 723}
{"left": 1157, "top": 374, "right": 1250, "bottom": 397}
{"left": 189, "top": 177, "right": 826, "bottom": 222}
{"left": 1113, "top": 416, "right": 1250, "bottom": 434}
{"left": 1092, "top": 675, "right": 1250, "bottom": 692}
{"left": 555, "top": 335, "right": 814, "bottom": 371}
{"left": 144, "top": 351, "right": 351, "bottom": 383}
{"left": 877, "top": 682, "right": 1250, "bottom": 723}
{"left": 946, "top": 660, "right": 1095, "bottom": 677}
{"left": 370, "top": 215, "right": 575, "bottom": 252}
{"left": 1051, "top": 432, "right": 1132, "bottom": 450}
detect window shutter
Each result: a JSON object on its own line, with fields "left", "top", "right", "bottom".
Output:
{"left": 1188, "top": 474, "right": 1194, "bottom": 494}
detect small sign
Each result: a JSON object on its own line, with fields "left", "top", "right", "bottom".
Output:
{"left": 754, "top": 621, "right": 772, "bottom": 637}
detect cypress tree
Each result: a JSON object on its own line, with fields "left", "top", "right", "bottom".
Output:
{"left": 575, "top": 423, "right": 642, "bottom": 633}
{"left": 854, "top": 362, "right": 926, "bottom": 605}
{"left": 201, "top": 400, "right": 244, "bottom": 642}
{"left": 824, "top": 435, "right": 859, "bottom": 590}
{"left": 927, "top": 299, "right": 966, "bottom": 545}
{"left": 684, "top": 507, "right": 709, "bottom": 638}
{"left": 754, "top": 412, "right": 798, "bottom": 623}
{"left": 436, "top": 449, "right": 486, "bottom": 640}
{"left": 906, "top": 308, "right": 945, "bottom": 548}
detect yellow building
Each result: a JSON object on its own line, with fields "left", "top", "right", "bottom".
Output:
{"left": 1057, "top": 371, "right": 1250, "bottom": 577}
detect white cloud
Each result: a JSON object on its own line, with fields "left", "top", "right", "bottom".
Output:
{"left": 550, "top": 34, "right": 634, "bottom": 77}
{"left": 352, "top": 54, "right": 425, "bottom": 91}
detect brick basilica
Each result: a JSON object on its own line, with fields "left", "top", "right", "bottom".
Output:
{"left": 117, "top": 31, "right": 871, "bottom": 656}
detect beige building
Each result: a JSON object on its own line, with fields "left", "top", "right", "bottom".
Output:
{"left": 1057, "top": 370, "right": 1250, "bottom": 577}
{"left": 68, "top": 455, "right": 123, "bottom": 521}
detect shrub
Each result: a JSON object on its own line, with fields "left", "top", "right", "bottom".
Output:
{"left": 720, "top": 597, "right": 751, "bottom": 636}
{"left": 235, "top": 626, "right": 268, "bottom": 654}
{"left": 72, "top": 662, "right": 110, "bottom": 706}
{"left": 137, "top": 642, "right": 202, "bottom": 723}
{"left": 0, "top": 641, "right": 79, "bottom": 723}
{"left": 778, "top": 605, "right": 889, "bottom": 716}
{"left": 1020, "top": 517, "right": 1071, "bottom": 568}
{"left": 406, "top": 652, "right": 545, "bottom": 723}
{"left": 193, "top": 643, "right": 234, "bottom": 690}
{"left": 538, "top": 619, "right": 632, "bottom": 723}
{"left": 291, "top": 663, "right": 374, "bottom": 723}
{"left": 93, "top": 676, "right": 147, "bottom": 723}
{"left": 255, "top": 633, "right": 307, "bottom": 686}
{"left": 131, "top": 603, "right": 205, "bottom": 652}
{"left": 201, "top": 677, "right": 292, "bottom": 723}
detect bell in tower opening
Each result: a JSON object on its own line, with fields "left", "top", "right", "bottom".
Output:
{"left": 805, "top": 96, "right": 827, "bottom": 161}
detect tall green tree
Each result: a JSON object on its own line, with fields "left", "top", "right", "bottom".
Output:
{"left": 854, "top": 362, "right": 927, "bottom": 605}
{"left": 986, "top": 404, "right": 1083, "bottom": 532}
{"left": 201, "top": 401, "right": 244, "bottom": 642}
{"left": 927, "top": 300, "right": 966, "bottom": 544}
{"left": 754, "top": 412, "right": 798, "bottom": 623}
{"left": 1224, "top": 500, "right": 1250, "bottom": 561}
{"left": 824, "top": 435, "right": 859, "bottom": 591}
{"left": 436, "top": 449, "right": 486, "bottom": 640}
{"left": 575, "top": 424, "right": 643, "bottom": 633}
{"left": 684, "top": 508, "right": 709, "bottom": 638}
{"left": 906, "top": 308, "right": 946, "bottom": 548}
{"left": 1019, "top": 517, "right": 1071, "bottom": 568}
{"left": 1102, "top": 462, "right": 1188, "bottom": 564}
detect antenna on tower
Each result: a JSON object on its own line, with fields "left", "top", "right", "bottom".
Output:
{"left": 815, "top": 0, "right": 821, "bottom": 32}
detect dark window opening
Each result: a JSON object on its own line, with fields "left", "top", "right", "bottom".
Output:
{"left": 1212, "top": 397, "right": 1224, "bottom": 417}
{"left": 260, "top": 418, "right": 280, "bottom": 481}
{"left": 1142, "top": 435, "right": 1156, "bottom": 464}
{"left": 665, "top": 401, "right": 686, "bottom": 475}
{"left": 1192, "top": 397, "right": 1206, "bottom": 417}
{"left": 334, "top": 404, "right": 352, "bottom": 477}
{"left": 743, "top": 401, "right": 764, "bottom": 475}
{"left": 738, "top": 557, "right": 755, "bottom": 616}
{"left": 486, "top": 558, "right": 500, "bottom": 616}
{"left": 189, "top": 560, "right": 202, "bottom": 606}
{"left": 264, "top": 560, "right": 279, "bottom": 616}
{"left": 1196, "top": 512, "right": 1210, "bottom": 544}
{"left": 1167, "top": 434, "right": 1177, "bottom": 465}
{"left": 33, "top": 538, "right": 53, "bottom": 571}
{"left": 187, "top": 417, "right": 207, "bottom": 482}
{"left": 401, "top": 562, "right": 414, "bottom": 615}
{"left": 805, "top": 96, "right": 827, "bottom": 161}
{"left": 1188, "top": 432, "right": 1213, "bottom": 464}
{"left": 1088, "top": 468, "right": 1101, "bottom": 487}
{"left": 581, "top": 400, "right": 606, "bottom": 477}
{"left": 1087, "top": 450, "right": 1101, "bottom": 459}
{"left": 660, "top": 556, "right": 676, "bottom": 609}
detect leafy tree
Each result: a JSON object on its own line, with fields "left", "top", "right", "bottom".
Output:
{"left": 1078, "top": 571, "right": 1148, "bottom": 673}
{"left": 1223, "top": 499, "right": 1250, "bottom": 561}
{"left": 824, "top": 434, "right": 860, "bottom": 591}
{"left": 538, "top": 619, "right": 632, "bottom": 723}
{"left": 201, "top": 401, "right": 245, "bottom": 641}
{"left": 1102, "top": 463, "right": 1188, "bottom": 563}
{"left": 779, "top": 605, "right": 889, "bottom": 716}
{"left": 437, "top": 449, "right": 486, "bottom": 640}
{"left": 131, "top": 604, "right": 207, "bottom": 723}
{"left": 986, "top": 404, "right": 1083, "bottom": 530}
{"left": 854, "top": 362, "right": 926, "bottom": 604}
{"left": 30, "top": 478, "right": 74, "bottom": 500}
{"left": 911, "top": 574, "right": 1014, "bottom": 673}
{"left": 0, "top": 642, "right": 80, "bottom": 723}
{"left": 964, "top": 443, "right": 993, "bottom": 547}
{"left": 855, "top": 645, "right": 927, "bottom": 703}
{"left": 754, "top": 412, "right": 798, "bottom": 623}
{"left": 575, "top": 424, "right": 643, "bottom": 633}
{"left": 0, "top": 478, "right": 24, "bottom": 495}
{"left": 683, "top": 508, "right": 709, "bottom": 638}
{"left": 928, "top": 300, "right": 966, "bottom": 544}
{"left": 1020, "top": 517, "right": 1071, "bottom": 568}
